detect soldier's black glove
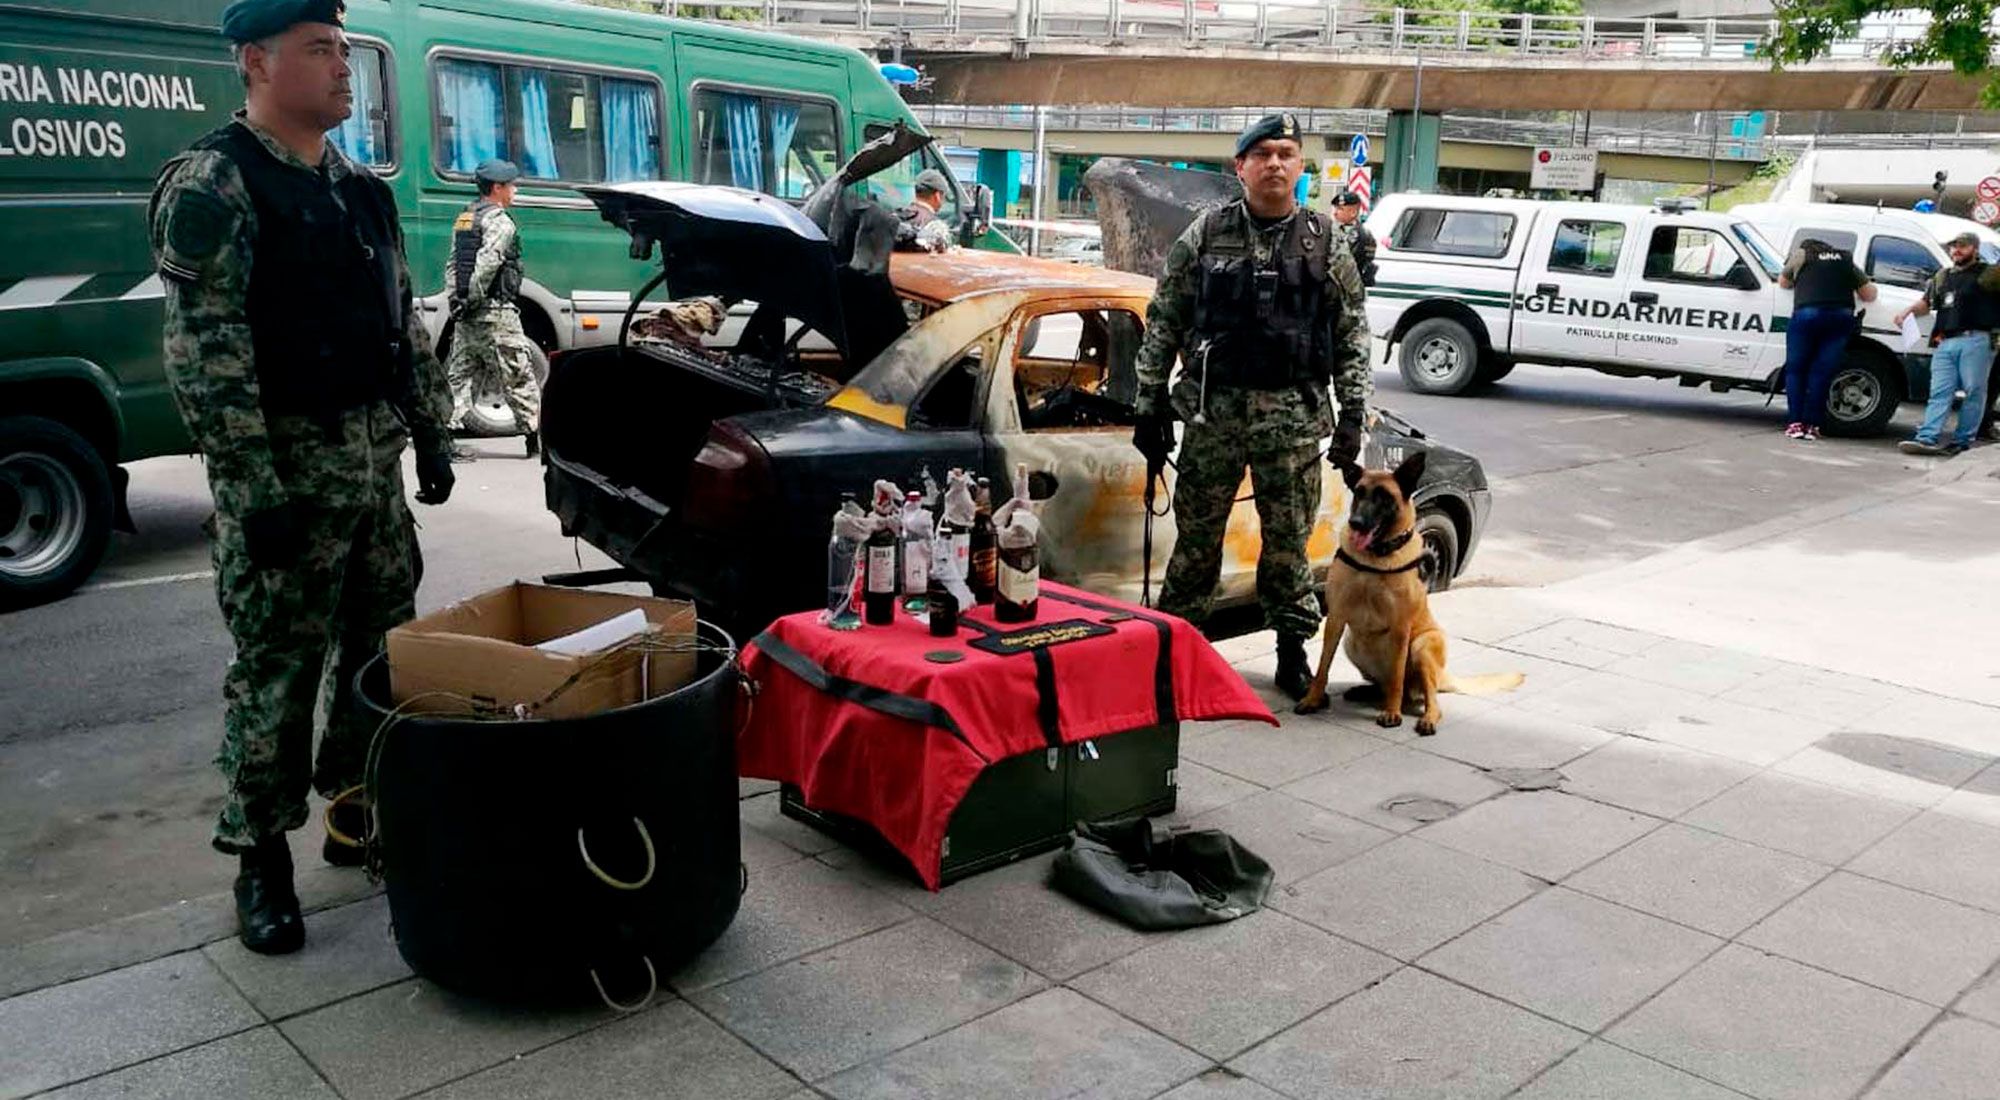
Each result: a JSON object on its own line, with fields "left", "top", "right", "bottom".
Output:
{"left": 1328, "top": 412, "right": 1365, "bottom": 468}
{"left": 1132, "top": 413, "right": 1176, "bottom": 468}
{"left": 242, "top": 501, "right": 308, "bottom": 571}
{"left": 414, "top": 449, "right": 455, "bottom": 506}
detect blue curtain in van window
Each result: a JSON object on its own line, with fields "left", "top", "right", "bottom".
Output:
{"left": 722, "top": 93, "right": 762, "bottom": 191}
{"left": 330, "top": 52, "right": 378, "bottom": 165}
{"left": 602, "top": 79, "right": 659, "bottom": 182}
{"left": 518, "top": 69, "right": 559, "bottom": 179}
{"left": 768, "top": 101, "right": 800, "bottom": 196}
{"left": 438, "top": 61, "right": 504, "bottom": 173}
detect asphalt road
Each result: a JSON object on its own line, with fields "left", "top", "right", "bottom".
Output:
{"left": 0, "top": 362, "right": 1942, "bottom": 950}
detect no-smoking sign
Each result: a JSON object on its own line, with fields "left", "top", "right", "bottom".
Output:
{"left": 1975, "top": 200, "right": 2000, "bottom": 226}
{"left": 1977, "top": 176, "right": 2000, "bottom": 201}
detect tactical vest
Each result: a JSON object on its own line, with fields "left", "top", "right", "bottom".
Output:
{"left": 1933, "top": 262, "right": 2000, "bottom": 336}
{"left": 1189, "top": 204, "right": 1339, "bottom": 390}
{"left": 1791, "top": 247, "right": 1859, "bottom": 310}
{"left": 194, "top": 122, "right": 405, "bottom": 420}
{"left": 450, "top": 199, "right": 523, "bottom": 309}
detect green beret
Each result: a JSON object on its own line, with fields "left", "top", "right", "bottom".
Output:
{"left": 1235, "top": 112, "right": 1303, "bottom": 158}
{"left": 221, "top": 0, "right": 347, "bottom": 43}
{"left": 475, "top": 159, "right": 521, "bottom": 184}
{"left": 913, "top": 168, "right": 950, "bottom": 195}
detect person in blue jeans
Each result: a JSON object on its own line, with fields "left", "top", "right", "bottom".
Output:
{"left": 1896, "top": 232, "right": 2000, "bottom": 456}
{"left": 1777, "top": 239, "right": 1876, "bottom": 441}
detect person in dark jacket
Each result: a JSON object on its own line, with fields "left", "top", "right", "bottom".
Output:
{"left": 1895, "top": 232, "right": 2000, "bottom": 456}
{"left": 1331, "top": 190, "right": 1376, "bottom": 287}
{"left": 1776, "top": 238, "right": 1876, "bottom": 441}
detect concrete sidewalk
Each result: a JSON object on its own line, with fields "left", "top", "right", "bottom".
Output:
{"left": 5, "top": 457, "right": 2000, "bottom": 1100}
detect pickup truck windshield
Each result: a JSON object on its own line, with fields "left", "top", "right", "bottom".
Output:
{"left": 1733, "top": 222, "right": 1784, "bottom": 277}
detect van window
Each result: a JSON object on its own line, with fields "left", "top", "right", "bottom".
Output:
{"left": 1788, "top": 228, "right": 1857, "bottom": 254}
{"left": 1548, "top": 220, "right": 1625, "bottom": 277}
{"left": 692, "top": 87, "right": 841, "bottom": 199}
{"left": 433, "top": 56, "right": 663, "bottom": 185}
{"left": 863, "top": 124, "right": 961, "bottom": 223}
{"left": 1391, "top": 208, "right": 1515, "bottom": 258}
{"left": 1867, "top": 235, "right": 1940, "bottom": 290}
{"left": 331, "top": 42, "right": 393, "bottom": 170}
{"left": 1644, "top": 226, "right": 1752, "bottom": 285}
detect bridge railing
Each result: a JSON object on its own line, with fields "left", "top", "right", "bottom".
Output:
{"left": 649, "top": 0, "right": 1969, "bottom": 63}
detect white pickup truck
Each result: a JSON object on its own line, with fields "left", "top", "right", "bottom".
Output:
{"left": 1364, "top": 194, "right": 1919, "bottom": 436}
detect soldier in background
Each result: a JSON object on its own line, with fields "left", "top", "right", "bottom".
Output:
{"left": 149, "top": 0, "right": 454, "bottom": 955}
{"left": 1129, "top": 113, "right": 1372, "bottom": 701}
{"left": 894, "top": 168, "right": 954, "bottom": 253}
{"left": 446, "top": 158, "right": 541, "bottom": 459}
{"left": 1331, "top": 190, "right": 1376, "bottom": 287}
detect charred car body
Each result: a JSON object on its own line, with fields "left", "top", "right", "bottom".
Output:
{"left": 544, "top": 130, "right": 1490, "bottom": 636}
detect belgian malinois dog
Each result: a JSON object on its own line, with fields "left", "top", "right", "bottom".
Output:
{"left": 1294, "top": 452, "right": 1523, "bottom": 733}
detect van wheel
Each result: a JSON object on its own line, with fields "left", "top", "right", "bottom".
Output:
{"left": 1820, "top": 354, "right": 1901, "bottom": 438}
{"left": 1414, "top": 505, "right": 1459, "bottom": 594}
{"left": 464, "top": 342, "right": 551, "bottom": 437}
{"left": 1400, "top": 319, "right": 1482, "bottom": 395}
{"left": 0, "top": 415, "right": 114, "bottom": 610}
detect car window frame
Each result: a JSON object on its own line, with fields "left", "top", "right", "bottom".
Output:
{"left": 1390, "top": 207, "right": 1516, "bottom": 259}
{"left": 332, "top": 35, "right": 399, "bottom": 174}
{"left": 1865, "top": 234, "right": 1942, "bottom": 291}
{"left": 1547, "top": 218, "right": 1627, "bottom": 279}
{"left": 426, "top": 46, "right": 667, "bottom": 191}
{"left": 1642, "top": 224, "right": 1756, "bottom": 287}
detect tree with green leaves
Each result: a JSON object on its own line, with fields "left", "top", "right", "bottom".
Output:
{"left": 1767, "top": 0, "right": 2000, "bottom": 105}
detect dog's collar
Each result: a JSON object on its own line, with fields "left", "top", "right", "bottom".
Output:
{"left": 1337, "top": 546, "right": 1423, "bottom": 575}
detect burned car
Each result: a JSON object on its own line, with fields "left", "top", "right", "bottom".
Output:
{"left": 543, "top": 132, "right": 1489, "bottom": 636}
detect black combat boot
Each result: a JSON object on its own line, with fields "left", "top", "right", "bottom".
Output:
{"left": 235, "top": 835, "right": 304, "bottom": 955}
{"left": 523, "top": 430, "right": 540, "bottom": 459}
{"left": 1275, "top": 635, "right": 1312, "bottom": 702}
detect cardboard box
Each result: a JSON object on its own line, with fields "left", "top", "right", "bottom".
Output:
{"left": 387, "top": 583, "right": 698, "bottom": 720}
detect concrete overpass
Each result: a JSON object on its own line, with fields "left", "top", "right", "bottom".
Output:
{"left": 668, "top": 0, "right": 1993, "bottom": 110}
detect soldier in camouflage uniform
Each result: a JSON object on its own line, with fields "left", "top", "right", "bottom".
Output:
{"left": 446, "top": 158, "right": 542, "bottom": 459}
{"left": 1131, "top": 113, "right": 1372, "bottom": 701}
{"left": 149, "top": 0, "right": 454, "bottom": 955}
{"left": 1331, "top": 190, "right": 1376, "bottom": 288}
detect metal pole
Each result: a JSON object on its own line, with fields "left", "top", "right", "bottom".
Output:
{"left": 1031, "top": 105, "right": 1048, "bottom": 255}
{"left": 1406, "top": 51, "right": 1423, "bottom": 192}
{"left": 1705, "top": 111, "right": 1718, "bottom": 209}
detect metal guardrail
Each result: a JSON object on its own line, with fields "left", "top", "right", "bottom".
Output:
{"left": 638, "top": 0, "right": 1974, "bottom": 65}
{"left": 912, "top": 104, "right": 1773, "bottom": 160}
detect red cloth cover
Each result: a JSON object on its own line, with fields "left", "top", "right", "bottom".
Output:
{"left": 737, "top": 583, "right": 1275, "bottom": 889}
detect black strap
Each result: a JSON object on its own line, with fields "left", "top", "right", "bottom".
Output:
{"left": 1336, "top": 547, "right": 1423, "bottom": 575}
{"left": 955, "top": 617, "right": 1063, "bottom": 750}
{"left": 749, "top": 631, "right": 987, "bottom": 763}
{"left": 1043, "top": 590, "right": 1178, "bottom": 733}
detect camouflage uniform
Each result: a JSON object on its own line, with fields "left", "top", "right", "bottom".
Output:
{"left": 150, "top": 113, "right": 453, "bottom": 854}
{"left": 1134, "top": 201, "right": 1371, "bottom": 639}
{"left": 446, "top": 205, "right": 540, "bottom": 432}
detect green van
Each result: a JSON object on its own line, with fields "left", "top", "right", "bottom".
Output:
{"left": 0, "top": 0, "right": 997, "bottom": 608}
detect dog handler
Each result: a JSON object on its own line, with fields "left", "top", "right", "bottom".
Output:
{"left": 1129, "top": 113, "right": 1372, "bottom": 700}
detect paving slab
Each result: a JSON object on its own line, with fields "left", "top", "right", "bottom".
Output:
{"left": 1607, "top": 945, "right": 1934, "bottom": 1100}
{"left": 1512, "top": 1041, "right": 1747, "bottom": 1100}
{"left": 1863, "top": 1015, "right": 2000, "bottom": 1100}
{"left": 0, "top": 951, "right": 259, "bottom": 1100}
{"left": 1408, "top": 706, "right": 1611, "bottom": 772}
{"left": 817, "top": 988, "right": 1207, "bottom": 1100}
{"left": 1153, "top": 1068, "right": 1291, "bottom": 1100}
{"left": 1775, "top": 738, "right": 1974, "bottom": 809}
{"left": 741, "top": 822, "right": 814, "bottom": 876}
{"left": 1959, "top": 966, "right": 2000, "bottom": 1027}
{"left": 1499, "top": 619, "right": 1666, "bottom": 669}
{"left": 741, "top": 792, "right": 847, "bottom": 857}
{"left": 1280, "top": 746, "right": 1506, "bottom": 834}
{"left": 1848, "top": 812, "right": 2000, "bottom": 914}
{"left": 1717, "top": 666, "right": 1908, "bottom": 728}
{"left": 1558, "top": 739, "right": 1757, "bottom": 819}
{"left": 414, "top": 1001, "right": 799, "bottom": 1100}
{"left": 1167, "top": 760, "right": 1265, "bottom": 821}
{"left": 1601, "top": 639, "right": 1781, "bottom": 698}
{"left": 1934, "top": 779, "right": 2000, "bottom": 831}
{"left": 277, "top": 979, "right": 614, "bottom": 1100}
{"left": 927, "top": 853, "right": 1149, "bottom": 981}
{"left": 1271, "top": 836, "right": 1542, "bottom": 961}
{"left": 1070, "top": 909, "right": 1397, "bottom": 1060}
{"left": 37, "top": 1027, "right": 336, "bottom": 1100}
{"left": 1188, "top": 790, "right": 1395, "bottom": 885}
{"left": 1741, "top": 872, "right": 2000, "bottom": 1007}
{"left": 670, "top": 856, "right": 914, "bottom": 993}
{"left": 202, "top": 893, "right": 410, "bottom": 1020}
{"left": 1830, "top": 694, "right": 2000, "bottom": 761}
{"left": 1419, "top": 887, "right": 1720, "bottom": 1032}
{"left": 1566, "top": 823, "right": 1830, "bottom": 938}
{"left": 1426, "top": 587, "right": 1565, "bottom": 647}
{"left": 688, "top": 918, "right": 1043, "bottom": 1082}
{"left": 1181, "top": 718, "right": 1385, "bottom": 788}
{"left": 1680, "top": 774, "right": 1917, "bottom": 866}
{"left": 1510, "top": 671, "right": 1710, "bottom": 736}
{"left": 1441, "top": 644, "right": 1592, "bottom": 705}
{"left": 1416, "top": 791, "right": 1660, "bottom": 882}
{"left": 1230, "top": 966, "right": 1582, "bottom": 1100}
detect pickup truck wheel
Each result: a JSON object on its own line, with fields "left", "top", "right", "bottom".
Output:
{"left": 0, "top": 415, "right": 114, "bottom": 611}
{"left": 1400, "top": 319, "right": 1482, "bottom": 395}
{"left": 1475, "top": 360, "right": 1516, "bottom": 385}
{"left": 1414, "top": 505, "right": 1459, "bottom": 594}
{"left": 1819, "top": 354, "right": 1901, "bottom": 438}
{"left": 463, "top": 342, "right": 552, "bottom": 437}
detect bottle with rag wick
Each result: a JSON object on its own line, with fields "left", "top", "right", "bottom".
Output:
{"left": 864, "top": 480, "right": 900, "bottom": 626}
{"left": 993, "top": 463, "right": 1041, "bottom": 623}
{"left": 821, "top": 491, "right": 868, "bottom": 630}
{"left": 969, "top": 477, "right": 998, "bottom": 604}
{"left": 899, "top": 490, "right": 932, "bottom": 612}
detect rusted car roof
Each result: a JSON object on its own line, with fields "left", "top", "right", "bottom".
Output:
{"left": 890, "top": 248, "right": 1156, "bottom": 305}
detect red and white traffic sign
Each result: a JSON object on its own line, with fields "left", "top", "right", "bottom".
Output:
{"left": 1977, "top": 176, "right": 2000, "bottom": 202}
{"left": 1974, "top": 200, "right": 2000, "bottom": 226}
{"left": 1345, "top": 166, "right": 1373, "bottom": 213}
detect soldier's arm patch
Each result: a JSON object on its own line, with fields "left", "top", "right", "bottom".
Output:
{"left": 159, "top": 189, "right": 234, "bottom": 285}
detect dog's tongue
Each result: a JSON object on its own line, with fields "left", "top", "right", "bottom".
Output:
{"left": 1351, "top": 528, "right": 1374, "bottom": 553}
